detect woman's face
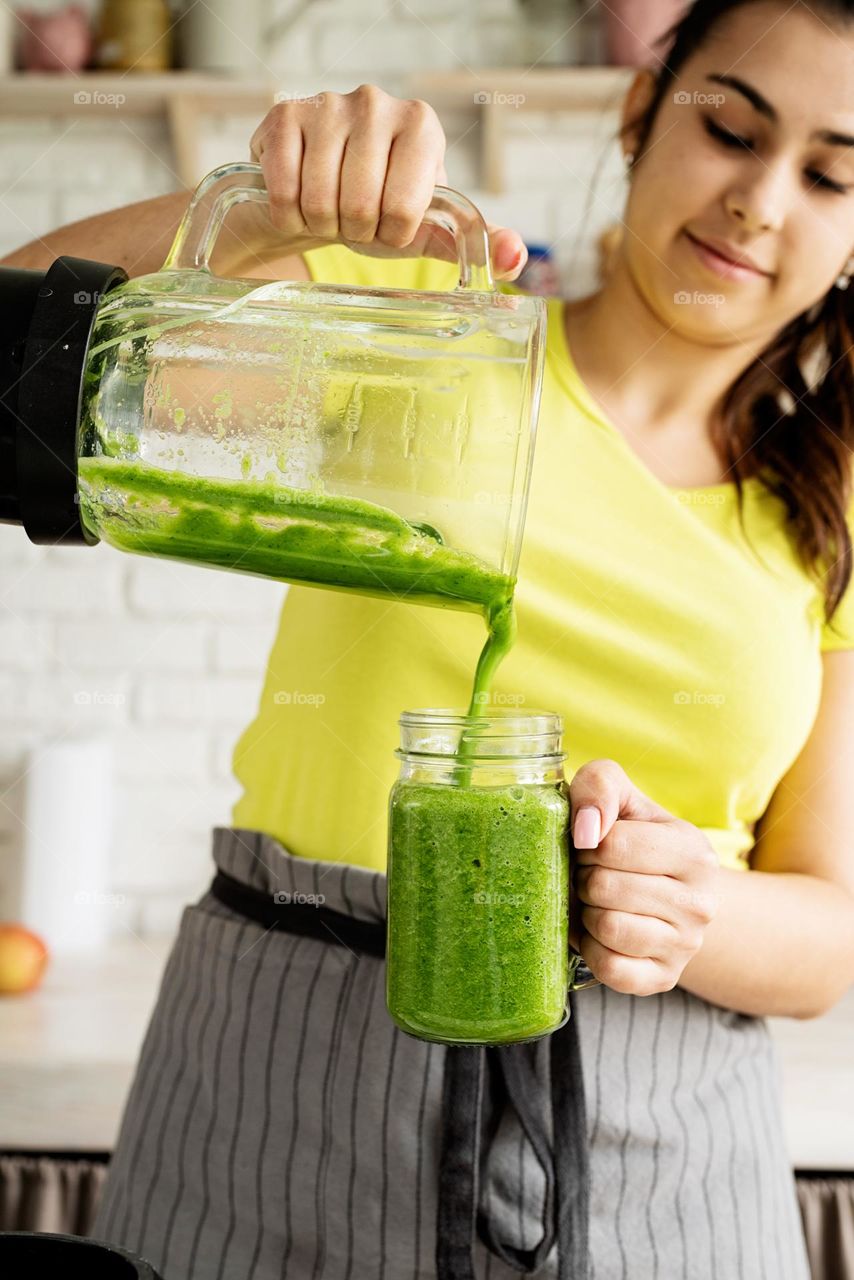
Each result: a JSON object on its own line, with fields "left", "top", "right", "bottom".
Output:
{"left": 623, "top": 1, "right": 854, "bottom": 345}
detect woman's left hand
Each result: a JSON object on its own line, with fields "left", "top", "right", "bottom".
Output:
{"left": 567, "top": 759, "right": 721, "bottom": 996}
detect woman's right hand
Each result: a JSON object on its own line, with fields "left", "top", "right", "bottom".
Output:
{"left": 247, "top": 83, "right": 528, "bottom": 281}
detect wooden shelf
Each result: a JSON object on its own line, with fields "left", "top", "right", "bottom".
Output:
{"left": 0, "top": 67, "right": 634, "bottom": 191}
{"left": 0, "top": 72, "right": 276, "bottom": 185}
{"left": 409, "top": 66, "right": 632, "bottom": 110}
{"left": 408, "top": 66, "right": 633, "bottom": 193}
{"left": 0, "top": 71, "right": 275, "bottom": 116}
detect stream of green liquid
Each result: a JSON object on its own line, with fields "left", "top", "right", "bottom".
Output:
{"left": 77, "top": 457, "right": 517, "bottom": 766}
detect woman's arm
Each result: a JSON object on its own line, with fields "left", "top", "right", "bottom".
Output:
{"left": 0, "top": 190, "right": 191, "bottom": 275}
{"left": 676, "top": 865, "right": 854, "bottom": 1018}
{"left": 0, "top": 188, "right": 311, "bottom": 281}
{"left": 570, "top": 650, "right": 854, "bottom": 1019}
{"left": 677, "top": 648, "right": 854, "bottom": 1019}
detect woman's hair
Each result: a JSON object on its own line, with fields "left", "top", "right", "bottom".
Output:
{"left": 623, "top": 0, "right": 854, "bottom": 629}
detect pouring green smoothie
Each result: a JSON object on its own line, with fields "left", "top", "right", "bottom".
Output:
{"left": 77, "top": 453, "right": 519, "bottom": 722}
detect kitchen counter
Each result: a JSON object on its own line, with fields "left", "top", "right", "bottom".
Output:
{"left": 0, "top": 935, "right": 173, "bottom": 1151}
{"left": 0, "top": 936, "right": 853, "bottom": 1167}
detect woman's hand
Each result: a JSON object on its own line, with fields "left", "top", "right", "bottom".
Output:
{"left": 566, "top": 759, "right": 721, "bottom": 996}
{"left": 247, "top": 84, "right": 527, "bottom": 279}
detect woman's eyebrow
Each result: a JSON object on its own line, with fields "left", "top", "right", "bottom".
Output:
{"left": 705, "top": 72, "right": 854, "bottom": 147}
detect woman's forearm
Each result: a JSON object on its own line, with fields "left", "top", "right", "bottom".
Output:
{"left": 676, "top": 865, "right": 854, "bottom": 1019}
{"left": 0, "top": 190, "right": 191, "bottom": 275}
{"left": 0, "top": 189, "right": 317, "bottom": 279}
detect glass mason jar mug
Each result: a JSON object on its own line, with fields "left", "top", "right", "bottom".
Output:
{"left": 386, "top": 708, "right": 598, "bottom": 1046}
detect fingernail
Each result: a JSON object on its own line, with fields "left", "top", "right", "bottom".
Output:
{"left": 498, "top": 245, "right": 524, "bottom": 275}
{"left": 573, "top": 806, "right": 601, "bottom": 849}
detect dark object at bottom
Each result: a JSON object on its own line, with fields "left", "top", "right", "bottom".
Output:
{"left": 0, "top": 1231, "right": 164, "bottom": 1277}
{"left": 211, "top": 866, "right": 590, "bottom": 1279}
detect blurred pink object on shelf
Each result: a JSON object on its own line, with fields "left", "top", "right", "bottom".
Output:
{"left": 16, "top": 4, "right": 92, "bottom": 72}
{"left": 603, "top": 0, "right": 685, "bottom": 67}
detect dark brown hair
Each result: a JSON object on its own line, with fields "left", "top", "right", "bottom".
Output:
{"left": 623, "top": 0, "right": 854, "bottom": 630}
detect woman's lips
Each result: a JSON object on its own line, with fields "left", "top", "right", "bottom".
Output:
{"left": 684, "top": 231, "right": 769, "bottom": 282}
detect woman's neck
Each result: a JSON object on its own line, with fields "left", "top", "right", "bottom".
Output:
{"left": 564, "top": 257, "right": 770, "bottom": 438}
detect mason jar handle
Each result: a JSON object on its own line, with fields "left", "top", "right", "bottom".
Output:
{"left": 568, "top": 948, "right": 601, "bottom": 992}
{"left": 163, "top": 160, "right": 495, "bottom": 292}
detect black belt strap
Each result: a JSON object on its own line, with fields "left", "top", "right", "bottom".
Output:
{"left": 209, "top": 867, "right": 589, "bottom": 1279}
{"left": 210, "top": 869, "right": 386, "bottom": 958}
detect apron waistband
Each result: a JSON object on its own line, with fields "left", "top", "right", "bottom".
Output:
{"left": 209, "top": 865, "right": 590, "bottom": 1280}
{"left": 210, "top": 869, "right": 386, "bottom": 958}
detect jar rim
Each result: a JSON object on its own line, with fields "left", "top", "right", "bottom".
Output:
{"left": 396, "top": 706, "right": 565, "bottom": 763}
{"left": 399, "top": 706, "right": 562, "bottom": 731}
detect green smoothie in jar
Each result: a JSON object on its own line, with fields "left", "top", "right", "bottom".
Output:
{"left": 386, "top": 709, "right": 573, "bottom": 1045}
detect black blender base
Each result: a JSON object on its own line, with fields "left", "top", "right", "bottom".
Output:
{"left": 0, "top": 255, "right": 127, "bottom": 545}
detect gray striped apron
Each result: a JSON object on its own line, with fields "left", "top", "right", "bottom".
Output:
{"left": 92, "top": 826, "right": 811, "bottom": 1280}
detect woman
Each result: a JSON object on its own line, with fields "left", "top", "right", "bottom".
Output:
{"left": 7, "top": 1, "right": 854, "bottom": 1276}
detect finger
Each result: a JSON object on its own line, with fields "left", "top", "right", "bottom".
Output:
{"left": 377, "top": 110, "right": 444, "bottom": 249}
{"left": 411, "top": 214, "right": 527, "bottom": 274}
{"left": 568, "top": 882, "right": 584, "bottom": 954}
{"left": 300, "top": 129, "right": 348, "bottom": 240}
{"left": 580, "top": 933, "right": 674, "bottom": 997}
{"left": 488, "top": 225, "right": 527, "bottom": 279}
{"left": 568, "top": 758, "right": 672, "bottom": 850}
{"left": 573, "top": 818, "right": 687, "bottom": 876}
{"left": 575, "top": 863, "right": 684, "bottom": 922}
{"left": 338, "top": 123, "right": 391, "bottom": 244}
{"left": 581, "top": 905, "right": 679, "bottom": 960}
{"left": 415, "top": 218, "right": 471, "bottom": 266}
{"left": 254, "top": 114, "right": 307, "bottom": 239}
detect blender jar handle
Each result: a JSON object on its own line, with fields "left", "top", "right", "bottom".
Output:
{"left": 163, "top": 160, "right": 495, "bottom": 292}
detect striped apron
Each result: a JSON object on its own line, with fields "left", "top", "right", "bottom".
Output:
{"left": 93, "top": 826, "right": 811, "bottom": 1280}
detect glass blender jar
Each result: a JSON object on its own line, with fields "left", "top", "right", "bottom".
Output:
{"left": 0, "top": 162, "right": 547, "bottom": 629}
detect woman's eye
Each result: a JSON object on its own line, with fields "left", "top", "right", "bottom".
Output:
{"left": 702, "top": 116, "right": 753, "bottom": 150}
{"left": 806, "top": 170, "right": 848, "bottom": 194}
{"left": 702, "top": 114, "right": 849, "bottom": 194}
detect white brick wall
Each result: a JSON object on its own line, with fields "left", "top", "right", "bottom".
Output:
{"left": 0, "top": 0, "right": 627, "bottom": 936}
{"left": 0, "top": 534, "right": 283, "bottom": 936}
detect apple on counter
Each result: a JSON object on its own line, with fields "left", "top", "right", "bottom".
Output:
{"left": 0, "top": 924, "right": 49, "bottom": 994}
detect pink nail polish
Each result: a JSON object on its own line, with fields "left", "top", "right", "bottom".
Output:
{"left": 573, "top": 807, "right": 601, "bottom": 849}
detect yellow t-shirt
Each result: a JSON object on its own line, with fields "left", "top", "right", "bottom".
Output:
{"left": 231, "top": 245, "right": 854, "bottom": 873}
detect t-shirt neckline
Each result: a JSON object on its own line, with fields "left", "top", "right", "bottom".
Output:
{"left": 544, "top": 296, "right": 754, "bottom": 499}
